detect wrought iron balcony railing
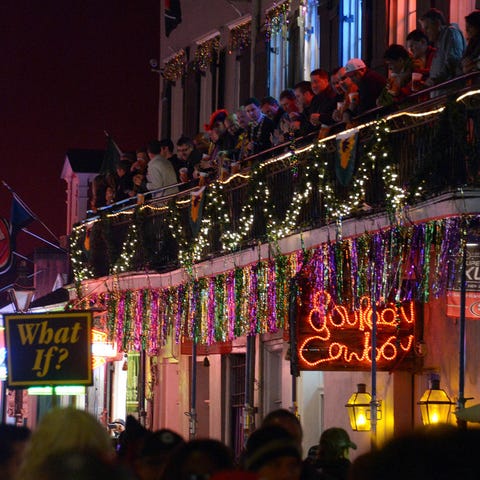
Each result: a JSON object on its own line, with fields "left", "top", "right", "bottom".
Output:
{"left": 70, "top": 73, "right": 480, "bottom": 282}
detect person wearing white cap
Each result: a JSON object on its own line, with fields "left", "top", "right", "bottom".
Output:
{"left": 342, "top": 58, "right": 386, "bottom": 121}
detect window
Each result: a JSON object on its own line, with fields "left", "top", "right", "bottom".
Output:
{"left": 302, "top": 0, "right": 321, "bottom": 79}
{"left": 266, "top": 2, "right": 291, "bottom": 98}
{"left": 268, "top": 28, "right": 289, "bottom": 98}
{"left": 389, "top": 0, "right": 417, "bottom": 45}
{"left": 340, "top": 0, "right": 363, "bottom": 66}
{"left": 449, "top": 1, "right": 476, "bottom": 33}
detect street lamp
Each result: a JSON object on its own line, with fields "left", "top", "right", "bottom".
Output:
{"left": 345, "top": 383, "right": 380, "bottom": 431}
{"left": 418, "top": 375, "right": 454, "bottom": 425}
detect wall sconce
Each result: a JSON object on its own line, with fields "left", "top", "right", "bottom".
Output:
{"left": 345, "top": 383, "right": 380, "bottom": 431}
{"left": 418, "top": 375, "right": 453, "bottom": 425}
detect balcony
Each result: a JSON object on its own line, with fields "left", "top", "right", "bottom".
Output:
{"left": 70, "top": 74, "right": 480, "bottom": 283}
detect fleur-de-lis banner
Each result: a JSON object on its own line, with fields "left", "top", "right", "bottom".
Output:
{"left": 335, "top": 129, "right": 359, "bottom": 186}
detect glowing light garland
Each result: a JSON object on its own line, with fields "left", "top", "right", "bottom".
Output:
{"left": 67, "top": 95, "right": 480, "bottom": 353}
{"left": 71, "top": 97, "right": 475, "bottom": 277}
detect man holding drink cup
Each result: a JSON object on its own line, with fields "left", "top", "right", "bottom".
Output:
{"left": 341, "top": 58, "right": 386, "bottom": 122}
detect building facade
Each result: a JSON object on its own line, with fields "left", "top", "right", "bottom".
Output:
{"left": 57, "top": 0, "right": 480, "bottom": 459}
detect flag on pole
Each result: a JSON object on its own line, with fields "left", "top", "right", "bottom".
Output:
{"left": 11, "top": 196, "right": 36, "bottom": 232}
{"left": 10, "top": 196, "right": 36, "bottom": 250}
{"left": 100, "top": 132, "right": 123, "bottom": 177}
{"left": 2, "top": 181, "right": 64, "bottom": 253}
{"left": 165, "top": 0, "right": 182, "bottom": 37}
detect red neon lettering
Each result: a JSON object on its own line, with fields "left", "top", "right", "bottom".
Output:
{"left": 299, "top": 293, "right": 416, "bottom": 368}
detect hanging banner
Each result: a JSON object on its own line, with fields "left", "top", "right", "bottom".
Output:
{"left": 447, "top": 247, "right": 480, "bottom": 319}
{"left": 335, "top": 129, "right": 358, "bottom": 186}
{"left": 4, "top": 312, "right": 93, "bottom": 387}
{"left": 189, "top": 186, "right": 206, "bottom": 237}
{"left": 295, "top": 287, "right": 418, "bottom": 371}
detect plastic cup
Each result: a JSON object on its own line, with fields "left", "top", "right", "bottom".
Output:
{"left": 411, "top": 72, "right": 422, "bottom": 92}
{"left": 348, "top": 92, "right": 359, "bottom": 105}
{"left": 179, "top": 167, "right": 189, "bottom": 182}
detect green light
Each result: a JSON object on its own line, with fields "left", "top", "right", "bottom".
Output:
{"left": 27, "top": 385, "right": 86, "bottom": 396}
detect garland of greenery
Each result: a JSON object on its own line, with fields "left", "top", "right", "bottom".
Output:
{"left": 70, "top": 100, "right": 477, "bottom": 281}
{"left": 70, "top": 225, "right": 94, "bottom": 284}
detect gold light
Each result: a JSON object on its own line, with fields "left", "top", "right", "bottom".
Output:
{"left": 345, "top": 383, "right": 374, "bottom": 431}
{"left": 418, "top": 376, "right": 453, "bottom": 425}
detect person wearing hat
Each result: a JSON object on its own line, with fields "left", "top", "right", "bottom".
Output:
{"left": 342, "top": 58, "right": 386, "bottom": 121}
{"left": 309, "top": 427, "right": 357, "bottom": 480}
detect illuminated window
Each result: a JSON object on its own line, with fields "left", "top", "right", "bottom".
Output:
{"left": 268, "top": 28, "right": 289, "bottom": 99}
{"left": 340, "top": 0, "right": 363, "bottom": 66}
{"left": 449, "top": 1, "right": 476, "bottom": 33}
{"left": 388, "top": 0, "right": 417, "bottom": 45}
{"left": 302, "top": 0, "right": 320, "bottom": 79}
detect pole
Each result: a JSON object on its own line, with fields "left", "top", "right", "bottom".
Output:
{"left": 457, "top": 242, "right": 467, "bottom": 428}
{"left": 51, "top": 386, "right": 57, "bottom": 408}
{"left": 22, "top": 229, "right": 67, "bottom": 252}
{"left": 291, "top": 375, "right": 298, "bottom": 417}
{"left": 189, "top": 337, "right": 197, "bottom": 439}
{"left": 244, "top": 335, "right": 256, "bottom": 441}
{"left": 1, "top": 380, "right": 6, "bottom": 423}
{"left": 138, "top": 350, "right": 146, "bottom": 426}
{"left": 289, "top": 275, "right": 299, "bottom": 417}
{"left": 370, "top": 295, "right": 378, "bottom": 449}
{"left": 2, "top": 180, "right": 61, "bottom": 244}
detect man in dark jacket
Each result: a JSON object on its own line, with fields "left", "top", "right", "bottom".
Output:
{"left": 342, "top": 58, "right": 386, "bottom": 120}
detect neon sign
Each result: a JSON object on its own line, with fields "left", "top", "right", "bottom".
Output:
{"left": 296, "top": 292, "right": 417, "bottom": 371}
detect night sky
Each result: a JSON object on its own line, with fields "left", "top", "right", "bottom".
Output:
{"left": 0, "top": 1, "right": 160, "bottom": 260}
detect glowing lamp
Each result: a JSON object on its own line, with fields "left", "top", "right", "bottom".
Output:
{"left": 418, "top": 377, "right": 453, "bottom": 425}
{"left": 345, "top": 383, "right": 373, "bottom": 431}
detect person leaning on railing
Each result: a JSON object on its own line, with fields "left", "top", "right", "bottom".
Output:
{"left": 377, "top": 44, "right": 419, "bottom": 107}
{"left": 339, "top": 58, "right": 386, "bottom": 125}
{"left": 243, "top": 97, "right": 275, "bottom": 158}
{"left": 145, "top": 139, "right": 179, "bottom": 198}
{"left": 175, "top": 136, "right": 202, "bottom": 190}
{"left": 461, "top": 10, "right": 480, "bottom": 74}
{"left": 419, "top": 8, "right": 466, "bottom": 87}
{"left": 406, "top": 29, "right": 436, "bottom": 82}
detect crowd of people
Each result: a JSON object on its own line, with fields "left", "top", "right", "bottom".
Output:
{"left": 2, "top": 406, "right": 480, "bottom": 480}
{"left": 88, "top": 7, "right": 480, "bottom": 214}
